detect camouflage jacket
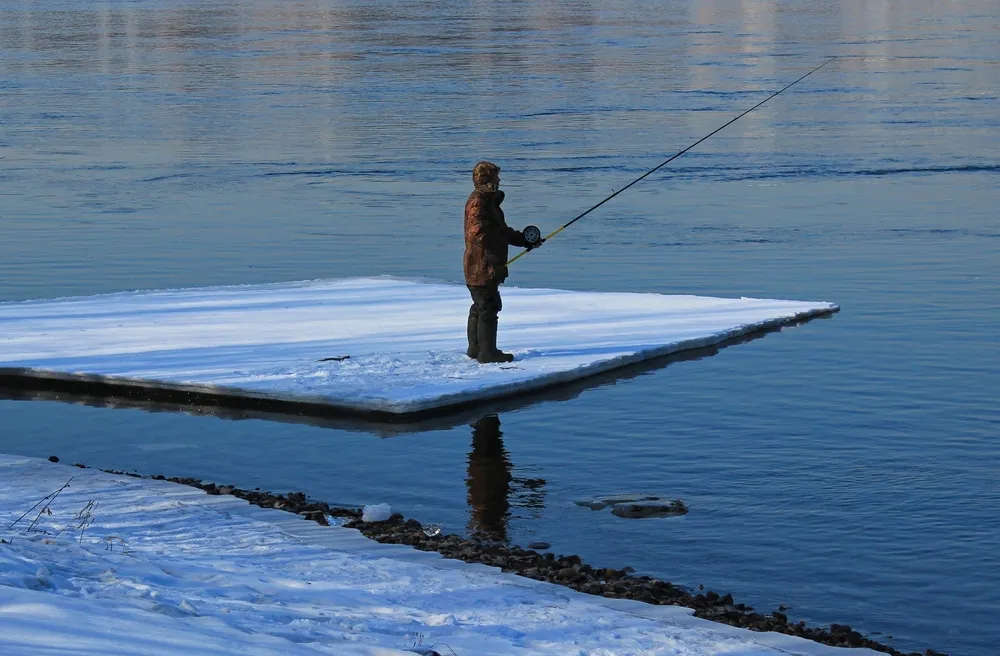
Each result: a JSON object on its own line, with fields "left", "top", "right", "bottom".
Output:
{"left": 463, "top": 189, "right": 530, "bottom": 286}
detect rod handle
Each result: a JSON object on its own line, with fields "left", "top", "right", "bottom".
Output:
{"left": 507, "top": 225, "right": 566, "bottom": 265}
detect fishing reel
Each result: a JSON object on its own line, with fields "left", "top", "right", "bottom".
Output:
{"left": 523, "top": 225, "right": 542, "bottom": 248}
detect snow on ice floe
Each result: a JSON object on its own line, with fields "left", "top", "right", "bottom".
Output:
{"left": 0, "top": 277, "right": 837, "bottom": 415}
{"left": 0, "top": 455, "right": 880, "bottom": 656}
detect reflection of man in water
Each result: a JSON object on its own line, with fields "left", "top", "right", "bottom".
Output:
{"left": 466, "top": 414, "right": 546, "bottom": 542}
{"left": 467, "top": 415, "right": 512, "bottom": 540}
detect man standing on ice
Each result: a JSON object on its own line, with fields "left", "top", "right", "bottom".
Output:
{"left": 464, "top": 161, "right": 541, "bottom": 363}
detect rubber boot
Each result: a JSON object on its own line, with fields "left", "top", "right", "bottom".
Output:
{"left": 476, "top": 315, "right": 514, "bottom": 364}
{"left": 466, "top": 308, "right": 479, "bottom": 359}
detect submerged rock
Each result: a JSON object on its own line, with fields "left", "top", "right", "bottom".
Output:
{"left": 610, "top": 499, "right": 688, "bottom": 519}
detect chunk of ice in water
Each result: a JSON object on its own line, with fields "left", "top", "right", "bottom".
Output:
{"left": 362, "top": 503, "right": 391, "bottom": 522}
{"left": 574, "top": 494, "right": 662, "bottom": 511}
{"left": 610, "top": 499, "right": 688, "bottom": 519}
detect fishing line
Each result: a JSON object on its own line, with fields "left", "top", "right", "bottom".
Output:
{"left": 508, "top": 56, "right": 837, "bottom": 265}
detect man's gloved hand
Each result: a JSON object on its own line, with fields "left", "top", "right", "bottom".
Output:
{"left": 526, "top": 238, "right": 545, "bottom": 251}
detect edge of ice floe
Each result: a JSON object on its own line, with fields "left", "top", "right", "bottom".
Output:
{"left": 0, "top": 302, "right": 837, "bottom": 417}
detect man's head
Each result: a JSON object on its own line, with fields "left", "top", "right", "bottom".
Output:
{"left": 472, "top": 161, "right": 500, "bottom": 192}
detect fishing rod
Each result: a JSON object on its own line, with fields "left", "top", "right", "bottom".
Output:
{"left": 509, "top": 56, "right": 837, "bottom": 265}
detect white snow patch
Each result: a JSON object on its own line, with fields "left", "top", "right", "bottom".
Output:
{"left": 0, "top": 277, "right": 837, "bottom": 414}
{"left": 362, "top": 504, "right": 393, "bottom": 522}
{"left": 0, "top": 456, "right": 880, "bottom": 656}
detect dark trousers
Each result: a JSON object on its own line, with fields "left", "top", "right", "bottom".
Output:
{"left": 467, "top": 283, "right": 502, "bottom": 356}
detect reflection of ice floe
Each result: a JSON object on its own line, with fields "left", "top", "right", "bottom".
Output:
{"left": 576, "top": 494, "right": 688, "bottom": 518}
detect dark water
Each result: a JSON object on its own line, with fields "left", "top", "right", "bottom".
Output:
{"left": 2, "top": 2, "right": 998, "bottom": 654}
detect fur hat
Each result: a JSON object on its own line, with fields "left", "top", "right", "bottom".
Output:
{"left": 472, "top": 161, "right": 500, "bottom": 188}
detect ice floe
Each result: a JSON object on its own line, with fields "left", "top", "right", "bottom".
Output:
{"left": 0, "top": 277, "right": 837, "bottom": 415}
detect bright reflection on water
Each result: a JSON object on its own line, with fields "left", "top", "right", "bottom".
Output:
{"left": 1, "top": 2, "right": 998, "bottom": 654}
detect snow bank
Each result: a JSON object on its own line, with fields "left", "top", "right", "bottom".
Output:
{"left": 0, "top": 455, "right": 878, "bottom": 655}
{"left": 0, "top": 278, "right": 836, "bottom": 415}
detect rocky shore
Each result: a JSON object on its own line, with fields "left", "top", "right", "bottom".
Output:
{"left": 72, "top": 460, "right": 941, "bottom": 656}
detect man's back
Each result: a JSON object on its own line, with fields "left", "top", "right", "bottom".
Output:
{"left": 464, "top": 187, "right": 513, "bottom": 287}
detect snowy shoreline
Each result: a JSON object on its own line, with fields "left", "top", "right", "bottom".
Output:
{"left": 1, "top": 455, "right": 919, "bottom": 656}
